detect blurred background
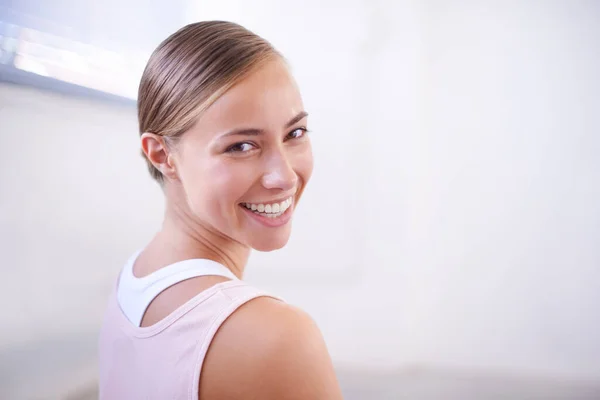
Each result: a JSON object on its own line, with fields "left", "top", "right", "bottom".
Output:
{"left": 1, "top": 0, "right": 599, "bottom": 399}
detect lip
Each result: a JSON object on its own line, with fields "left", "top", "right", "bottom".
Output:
{"left": 239, "top": 200, "right": 294, "bottom": 228}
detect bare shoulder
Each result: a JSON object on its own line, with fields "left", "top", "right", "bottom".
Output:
{"left": 199, "top": 296, "right": 343, "bottom": 400}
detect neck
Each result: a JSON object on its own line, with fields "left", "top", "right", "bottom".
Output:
{"left": 148, "top": 191, "right": 250, "bottom": 279}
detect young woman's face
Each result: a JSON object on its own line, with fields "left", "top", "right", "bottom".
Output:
{"left": 172, "top": 59, "right": 313, "bottom": 251}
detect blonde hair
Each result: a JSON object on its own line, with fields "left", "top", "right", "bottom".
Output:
{"left": 137, "top": 21, "right": 280, "bottom": 182}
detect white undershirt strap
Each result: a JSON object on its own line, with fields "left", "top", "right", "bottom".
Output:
{"left": 117, "top": 251, "right": 238, "bottom": 327}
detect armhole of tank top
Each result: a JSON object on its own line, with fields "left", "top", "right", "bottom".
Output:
{"left": 189, "top": 290, "right": 282, "bottom": 399}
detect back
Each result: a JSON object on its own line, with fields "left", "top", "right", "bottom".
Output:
{"left": 98, "top": 278, "right": 276, "bottom": 400}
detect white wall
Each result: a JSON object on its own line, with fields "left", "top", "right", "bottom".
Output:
{"left": 1, "top": 0, "right": 599, "bottom": 389}
{"left": 355, "top": 0, "right": 600, "bottom": 380}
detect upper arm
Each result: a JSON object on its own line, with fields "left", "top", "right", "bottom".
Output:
{"left": 199, "top": 297, "right": 343, "bottom": 400}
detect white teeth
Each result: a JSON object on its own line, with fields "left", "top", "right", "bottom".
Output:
{"left": 242, "top": 197, "right": 293, "bottom": 217}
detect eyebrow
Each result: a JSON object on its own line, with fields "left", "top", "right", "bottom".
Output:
{"left": 220, "top": 111, "right": 309, "bottom": 138}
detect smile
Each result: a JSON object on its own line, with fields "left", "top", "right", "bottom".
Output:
{"left": 241, "top": 197, "right": 293, "bottom": 219}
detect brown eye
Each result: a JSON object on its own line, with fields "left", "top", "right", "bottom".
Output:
{"left": 286, "top": 128, "right": 308, "bottom": 141}
{"left": 226, "top": 142, "right": 256, "bottom": 153}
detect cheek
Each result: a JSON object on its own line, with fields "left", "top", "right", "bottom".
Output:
{"left": 295, "top": 143, "right": 314, "bottom": 184}
{"left": 182, "top": 157, "right": 258, "bottom": 219}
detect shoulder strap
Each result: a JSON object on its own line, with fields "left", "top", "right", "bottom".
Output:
{"left": 117, "top": 251, "right": 238, "bottom": 327}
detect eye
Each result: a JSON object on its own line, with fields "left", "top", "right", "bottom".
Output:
{"left": 285, "top": 127, "right": 309, "bottom": 141}
{"left": 225, "top": 142, "right": 256, "bottom": 153}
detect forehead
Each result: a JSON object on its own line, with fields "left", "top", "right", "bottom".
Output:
{"left": 196, "top": 59, "right": 305, "bottom": 133}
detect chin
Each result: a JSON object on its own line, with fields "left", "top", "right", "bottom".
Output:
{"left": 250, "top": 234, "right": 291, "bottom": 252}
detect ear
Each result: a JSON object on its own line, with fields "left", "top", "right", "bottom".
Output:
{"left": 140, "top": 133, "right": 178, "bottom": 180}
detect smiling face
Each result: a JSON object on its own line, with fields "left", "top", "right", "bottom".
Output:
{"left": 163, "top": 58, "right": 313, "bottom": 251}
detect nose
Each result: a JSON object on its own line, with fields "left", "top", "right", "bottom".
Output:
{"left": 261, "top": 151, "right": 298, "bottom": 191}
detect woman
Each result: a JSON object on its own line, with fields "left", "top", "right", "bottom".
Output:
{"left": 98, "top": 21, "right": 343, "bottom": 399}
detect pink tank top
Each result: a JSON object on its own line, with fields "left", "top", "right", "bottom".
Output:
{"left": 98, "top": 252, "right": 279, "bottom": 399}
